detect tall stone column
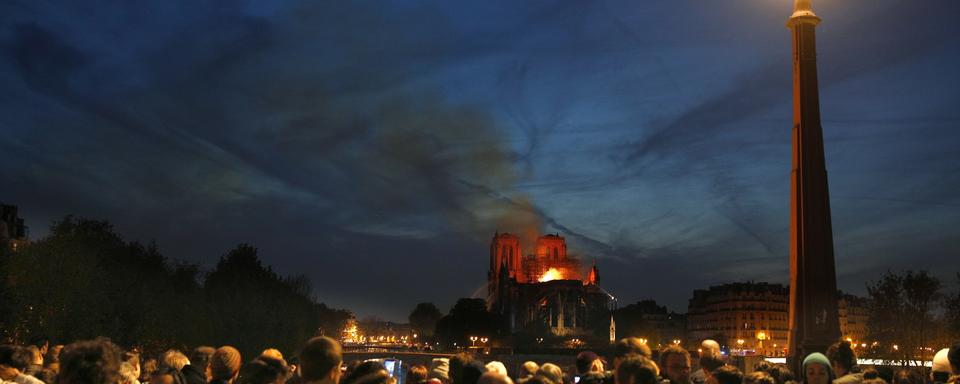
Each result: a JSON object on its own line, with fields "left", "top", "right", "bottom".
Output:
{"left": 786, "top": 0, "right": 841, "bottom": 370}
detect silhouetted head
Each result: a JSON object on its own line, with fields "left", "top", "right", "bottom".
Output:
{"left": 57, "top": 339, "right": 123, "bottom": 384}
{"left": 825, "top": 341, "right": 857, "bottom": 378}
{"left": 449, "top": 353, "right": 475, "bottom": 384}
{"left": 614, "top": 338, "right": 652, "bottom": 368}
{"left": 298, "top": 337, "right": 342, "bottom": 384}
{"left": 615, "top": 355, "right": 658, "bottom": 384}
{"left": 709, "top": 366, "right": 742, "bottom": 384}
{"left": 659, "top": 346, "right": 691, "bottom": 384}
{"left": 407, "top": 365, "right": 429, "bottom": 384}
{"left": 237, "top": 356, "right": 290, "bottom": 384}
{"left": 211, "top": 346, "right": 242, "bottom": 383}
{"left": 949, "top": 342, "right": 960, "bottom": 374}
{"left": 743, "top": 371, "right": 775, "bottom": 384}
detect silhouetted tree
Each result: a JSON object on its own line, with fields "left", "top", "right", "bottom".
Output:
{"left": 0, "top": 217, "right": 199, "bottom": 350}
{"left": 434, "top": 298, "right": 502, "bottom": 347}
{"left": 0, "top": 216, "right": 349, "bottom": 356}
{"left": 204, "top": 243, "right": 349, "bottom": 357}
{"left": 942, "top": 273, "right": 960, "bottom": 339}
{"left": 0, "top": 245, "right": 16, "bottom": 341}
{"left": 866, "top": 270, "right": 943, "bottom": 364}
{"left": 409, "top": 302, "right": 442, "bottom": 338}
{"left": 902, "top": 271, "right": 941, "bottom": 363}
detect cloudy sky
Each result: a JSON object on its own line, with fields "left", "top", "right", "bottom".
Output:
{"left": 2, "top": 0, "right": 958, "bottom": 321}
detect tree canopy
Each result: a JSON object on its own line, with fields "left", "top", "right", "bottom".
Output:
{"left": 434, "top": 298, "right": 503, "bottom": 347}
{"left": 864, "top": 270, "right": 955, "bottom": 364}
{"left": 408, "top": 302, "right": 443, "bottom": 338}
{"left": 0, "top": 216, "right": 350, "bottom": 358}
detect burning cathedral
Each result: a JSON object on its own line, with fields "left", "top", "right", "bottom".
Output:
{"left": 488, "top": 232, "right": 616, "bottom": 338}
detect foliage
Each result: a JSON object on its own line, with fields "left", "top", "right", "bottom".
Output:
{"left": 864, "top": 270, "right": 946, "bottom": 364}
{"left": 408, "top": 302, "right": 442, "bottom": 338}
{"left": 0, "top": 216, "right": 350, "bottom": 357}
{"left": 434, "top": 298, "right": 503, "bottom": 347}
{"left": 944, "top": 273, "right": 960, "bottom": 339}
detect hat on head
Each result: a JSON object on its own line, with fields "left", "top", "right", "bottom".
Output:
{"left": 802, "top": 352, "right": 832, "bottom": 380}
{"left": 211, "top": 346, "right": 242, "bottom": 381}
{"left": 933, "top": 348, "right": 951, "bottom": 373}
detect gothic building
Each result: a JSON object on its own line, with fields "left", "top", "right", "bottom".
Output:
{"left": 487, "top": 232, "right": 615, "bottom": 338}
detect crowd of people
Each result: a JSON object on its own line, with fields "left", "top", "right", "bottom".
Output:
{"left": 0, "top": 337, "right": 958, "bottom": 384}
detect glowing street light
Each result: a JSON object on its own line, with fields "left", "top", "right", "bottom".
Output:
{"left": 757, "top": 331, "right": 767, "bottom": 354}
{"left": 470, "top": 336, "right": 478, "bottom": 347}
{"left": 639, "top": 338, "right": 648, "bottom": 345}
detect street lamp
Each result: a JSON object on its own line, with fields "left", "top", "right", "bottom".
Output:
{"left": 736, "top": 339, "right": 745, "bottom": 355}
{"left": 673, "top": 339, "right": 681, "bottom": 346}
{"left": 639, "top": 338, "right": 648, "bottom": 345}
{"left": 756, "top": 331, "right": 767, "bottom": 355}
{"left": 470, "top": 336, "right": 478, "bottom": 347}
{"left": 480, "top": 337, "right": 488, "bottom": 344}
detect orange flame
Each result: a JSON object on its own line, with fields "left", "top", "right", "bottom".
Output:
{"left": 539, "top": 268, "right": 562, "bottom": 282}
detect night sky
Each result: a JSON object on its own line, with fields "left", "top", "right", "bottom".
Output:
{"left": 2, "top": 1, "right": 959, "bottom": 321}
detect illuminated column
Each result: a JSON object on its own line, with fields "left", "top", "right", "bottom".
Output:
{"left": 786, "top": 0, "right": 842, "bottom": 369}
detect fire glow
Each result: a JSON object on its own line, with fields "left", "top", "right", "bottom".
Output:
{"left": 539, "top": 268, "right": 562, "bottom": 282}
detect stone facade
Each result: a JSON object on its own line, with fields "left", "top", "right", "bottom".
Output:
{"left": 838, "top": 293, "right": 870, "bottom": 344}
{"left": 488, "top": 232, "right": 613, "bottom": 338}
{"left": 686, "top": 282, "right": 868, "bottom": 357}
{"left": 687, "top": 282, "right": 790, "bottom": 356}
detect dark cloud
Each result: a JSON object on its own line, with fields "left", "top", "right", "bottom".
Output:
{"left": 11, "top": 22, "right": 87, "bottom": 91}
{"left": 1, "top": 0, "right": 958, "bottom": 318}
